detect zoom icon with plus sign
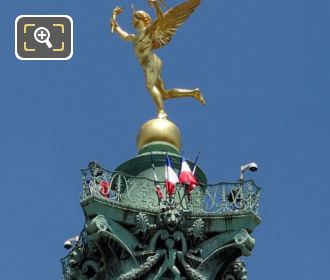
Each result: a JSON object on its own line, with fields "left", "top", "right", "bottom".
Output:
{"left": 15, "top": 15, "right": 73, "bottom": 60}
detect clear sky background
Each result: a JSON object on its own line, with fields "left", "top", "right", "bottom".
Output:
{"left": 0, "top": 0, "right": 329, "bottom": 279}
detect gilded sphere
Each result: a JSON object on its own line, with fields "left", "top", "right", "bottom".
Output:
{"left": 137, "top": 119, "right": 181, "bottom": 151}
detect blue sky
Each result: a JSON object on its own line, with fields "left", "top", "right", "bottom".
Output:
{"left": 0, "top": 0, "right": 329, "bottom": 279}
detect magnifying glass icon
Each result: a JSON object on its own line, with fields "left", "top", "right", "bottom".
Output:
{"left": 34, "top": 27, "right": 53, "bottom": 49}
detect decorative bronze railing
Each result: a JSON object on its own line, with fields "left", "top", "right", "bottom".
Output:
{"left": 80, "top": 166, "right": 260, "bottom": 216}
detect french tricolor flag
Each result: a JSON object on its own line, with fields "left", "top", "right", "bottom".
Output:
{"left": 155, "top": 185, "right": 164, "bottom": 200}
{"left": 165, "top": 156, "right": 179, "bottom": 197}
{"left": 179, "top": 157, "right": 198, "bottom": 196}
{"left": 99, "top": 180, "right": 110, "bottom": 198}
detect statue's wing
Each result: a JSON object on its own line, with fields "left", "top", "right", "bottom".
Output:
{"left": 147, "top": 0, "right": 201, "bottom": 50}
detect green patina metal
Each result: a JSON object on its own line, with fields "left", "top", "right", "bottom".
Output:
{"left": 138, "top": 142, "right": 180, "bottom": 156}
{"left": 116, "top": 142, "right": 207, "bottom": 185}
{"left": 61, "top": 142, "right": 261, "bottom": 280}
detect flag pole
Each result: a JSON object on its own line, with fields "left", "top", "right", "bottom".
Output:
{"left": 149, "top": 148, "right": 164, "bottom": 201}
{"left": 192, "top": 151, "right": 200, "bottom": 175}
{"left": 178, "top": 150, "right": 184, "bottom": 178}
{"left": 149, "top": 148, "right": 158, "bottom": 181}
{"left": 165, "top": 150, "right": 172, "bottom": 203}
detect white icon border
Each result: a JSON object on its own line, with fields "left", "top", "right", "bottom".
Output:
{"left": 15, "top": 15, "right": 73, "bottom": 61}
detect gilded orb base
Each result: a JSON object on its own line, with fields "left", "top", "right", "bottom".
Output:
{"left": 136, "top": 119, "right": 181, "bottom": 152}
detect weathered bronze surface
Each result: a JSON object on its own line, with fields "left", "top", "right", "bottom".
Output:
{"left": 61, "top": 144, "right": 261, "bottom": 279}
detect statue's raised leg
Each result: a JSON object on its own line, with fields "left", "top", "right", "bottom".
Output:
{"left": 162, "top": 88, "right": 206, "bottom": 105}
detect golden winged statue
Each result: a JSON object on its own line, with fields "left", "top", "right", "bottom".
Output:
{"left": 111, "top": 0, "right": 205, "bottom": 119}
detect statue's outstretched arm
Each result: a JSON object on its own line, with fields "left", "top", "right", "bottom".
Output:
{"left": 112, "top": 20, "right": 135, "bottom": 42}
{"left": 149, "top": 0, "right": 163, "bottom": 19}
{"left": 111, "top": 7, "right": 135, "bottom": 42}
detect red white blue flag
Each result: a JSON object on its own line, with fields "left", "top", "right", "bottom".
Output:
{"left": 155, "top": 185, "right": 164, "bottom": 200}
{"left": 149, "top": 150, "right": 164, "bottom": 200}
{"left": 165, "top": 156, "right": 179, "bottom": 197}
{"left": 179, "top": 157, "right": 198, "bottom": 196}
{"left": 99, "top": 180, "right": 110, "bottom": 198}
